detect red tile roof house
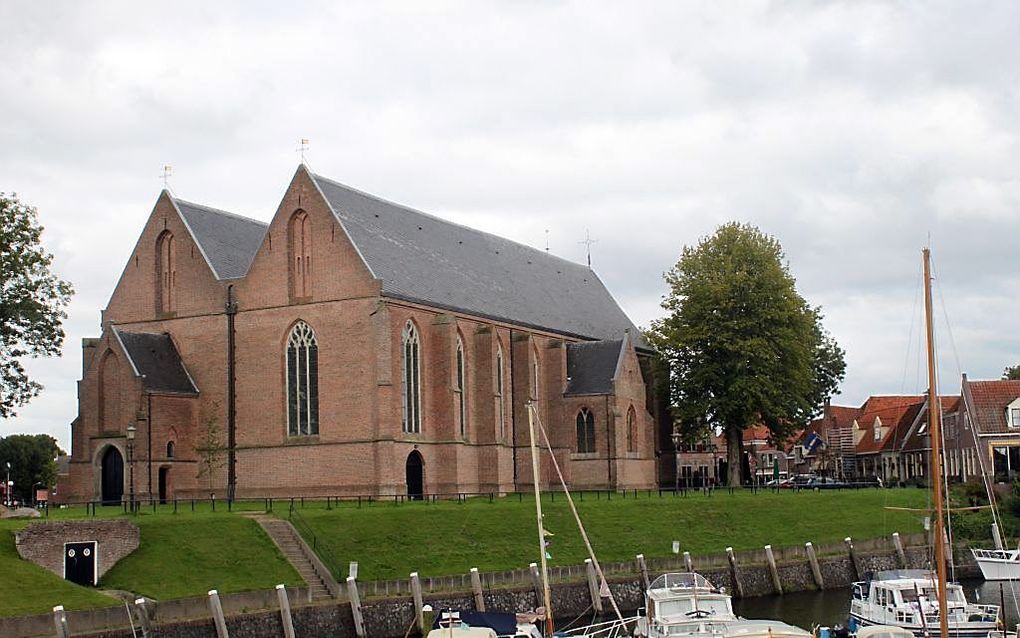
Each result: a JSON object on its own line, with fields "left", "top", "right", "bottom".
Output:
{"left": 896, "top": 395, "right": 970, "bottom": 486}
{"left": 961, "top": 375, "right": 1020, "bottom": 484}
{"left": 794, "top": 403, "right": 862, "bottom": 478}
{"left": 851, "top": 396, "right": 927, "bottom": 484}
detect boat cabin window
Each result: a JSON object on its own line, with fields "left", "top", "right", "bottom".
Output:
{"left": 900, "top": 587, "right": 964, "bottom": 604}
{"left": 657, "top": 598, "right": 729, "bottom": 617}
{"left": 874, "top": 587, "right": 890, "bottom": 606}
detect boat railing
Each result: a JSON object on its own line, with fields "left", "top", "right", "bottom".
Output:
{"left": 557, "top": 615, "right": 637, "bottom": 638}
{"left": 972, "top": 548, "right": 1018, "bottom": 560}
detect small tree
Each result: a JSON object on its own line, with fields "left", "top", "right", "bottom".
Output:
{"left": 0, "top": 434, "right": 63, "bottom": 502}
{"left": 1, "top": 193, "right": 74, "bottom": 417}
{"left": 1004, "top": 365, "right": 1020, "bottom": 381}
{"left": 195, "top": 411, "right": 227, "bottom": 495}
{"left": 647, "top": 223, "right": 846, "bottom": 486}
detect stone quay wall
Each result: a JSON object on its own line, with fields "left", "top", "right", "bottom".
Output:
{"left": 14, "top": 519, "right": 140, "bottom": 580}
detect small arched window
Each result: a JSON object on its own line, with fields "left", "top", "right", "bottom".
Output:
{"left": 289, "top": 211, "right": 312, "bottom": 299}
{"left": 627, "top": 405, "right": 637, "bottom": 453}
{"left": 156, "top": 231, "right": 176, "bottom": 313}
{"left": 166, "top": 441, "right": 175, "bottom": 459}
{"left": 402, "top": 322, "right": 421, "bottom": 433}
{"left": 286, "top": 321, "right": 319, "bottom": 436}
{"left": 576, "top": 408, "right": 596, "bottom": 453}
{"left": 456, "top": 335, "right": 467, "bottom": 438}
{"left": 495, "top": 342, "right": 505, "bottom": 439}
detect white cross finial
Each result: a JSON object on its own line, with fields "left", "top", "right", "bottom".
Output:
{"left": 297, "top": 138, "right": 310, "bottom": 163}
{"left": 578, "top": 228, "right": 598, "bottom": 268}
{"left": 159, "top": 165, "right": 173, "bottom": 190}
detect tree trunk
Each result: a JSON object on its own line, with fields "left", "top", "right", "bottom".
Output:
{"left": 726, "top": 425, "right": 743, "bottom": 487}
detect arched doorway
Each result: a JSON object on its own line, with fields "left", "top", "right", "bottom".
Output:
{"left": 158, "top": 467, "right": 171, "bottom": 504}
{"left": 100, "top": 447, "right": 124, "bottom": 505}
{"left": 405, "top": 451, "right": 424, "bottom": 501}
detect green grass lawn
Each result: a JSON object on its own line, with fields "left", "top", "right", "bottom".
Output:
{"left": 290, "top": 488, "right": 930, "bottom": 581}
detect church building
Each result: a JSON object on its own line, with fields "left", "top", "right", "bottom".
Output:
{"left": 57, "top": 165, "right": 668, "bottom": 503}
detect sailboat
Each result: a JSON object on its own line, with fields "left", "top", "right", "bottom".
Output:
{"left": 847, "top": 249, "right": 1001, "bottom": 638}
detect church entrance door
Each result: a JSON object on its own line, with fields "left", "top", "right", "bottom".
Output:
{"left": 100, "top": 447, "right": 124, "bottom": 505}
{"left": 158, "top": 467, "right": 170, "bottom": 504}
{"left": 406, "top": 451, "right": 424, "bottom": 501}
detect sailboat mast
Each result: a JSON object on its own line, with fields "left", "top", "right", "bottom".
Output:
{"left": 527, "top": 402, "right": 555, "bottom": 637}
{"left": 923, "top": 247, "right": 949, "bottom": 638}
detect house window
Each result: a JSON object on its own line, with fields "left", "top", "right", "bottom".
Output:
{"left": 402, "top": 321, "right": 421, "bottom": 433}
{"left": 456, "top": 335, "right": 467, "bottom": 439}
{"left": 873, "top": 426, "right": 881, "bottom": 441}
{"left": 156, "top": 231, "right": 176, "bottom": 313}
{"left": 1012, "top": 408, "right": 1020, "bottom": 429}
{"left": 286, "top": 321, "right": 319, "bottom": 436}
{"left": 627, "top": 405, "right": 636, "bottom": 453}
{"left": 576, "top": 408, "right": 596, "bottom": 453}
{"left": 289, "top": 210, "right": 312, "bottom": 298}
{"left": 495, "top": 343, "right": 505, "bottom": 439}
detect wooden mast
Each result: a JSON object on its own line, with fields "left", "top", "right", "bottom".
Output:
{"left": 527, "top": 401, "right": 555, "bottom": 637}
{"left": 923, "top": 247, "right": 949, "bottom": 638}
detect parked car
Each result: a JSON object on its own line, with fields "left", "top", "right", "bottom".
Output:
{"left": 806, "top": 476, "right": 845, "bottom": 490}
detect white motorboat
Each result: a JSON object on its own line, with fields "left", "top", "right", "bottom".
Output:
{"left": 720, "top": 621, "right": 812, "bottom": 638}
{"left": 971, "top": 548, "right": 1020, "bottom": 581}
{"left": 634, "top": 572, "right": 740, "bottom": 638}
{"left": 848, "top": 570, "right": 999, "bottom": 638}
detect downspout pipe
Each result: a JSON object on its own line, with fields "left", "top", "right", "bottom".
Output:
{"left": 226, "top": 285, "right": 238, "bottom": 502}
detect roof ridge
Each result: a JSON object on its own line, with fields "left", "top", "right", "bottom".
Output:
{"left": 311, "top": 172, "right": 596, "bottom": 273}
{"left": 174, "top": 197, "right": 269, "bottom": 228}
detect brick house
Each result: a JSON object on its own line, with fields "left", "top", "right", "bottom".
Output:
{"left": 57, "top": 165, "right": 668, "bottom": 503}
{"left": 960, "top": 375, "right": 1020, "bottom": 483}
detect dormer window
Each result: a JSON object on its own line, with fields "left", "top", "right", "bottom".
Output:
{"left": 873, "top": 426, "right": 881, "bottom": 441}
{"left": 1011, "top": 407, "right": 1020, "bottom": 429}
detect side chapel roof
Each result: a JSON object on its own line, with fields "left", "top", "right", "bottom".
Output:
{"left": 565, "top": 339, "right": 625, "bottom": 395}
{"left": 113, "top": 329, "right": 199, "bottom": 395}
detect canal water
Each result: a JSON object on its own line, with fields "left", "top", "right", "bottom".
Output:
{"left": 732, "top": 581, "right": 1020, "bottom": 630}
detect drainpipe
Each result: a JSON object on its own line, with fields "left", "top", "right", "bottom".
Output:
{"left": 226, "top": 285, "right": 238, "bottom": 502}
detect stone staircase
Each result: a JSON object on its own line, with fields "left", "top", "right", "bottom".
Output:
{"left": 249, "top": 514, "right": 338, "bottom": 601}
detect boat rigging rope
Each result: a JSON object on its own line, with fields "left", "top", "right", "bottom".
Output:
{"left": 528, "top": 402, "right": 627, "bottom": 624}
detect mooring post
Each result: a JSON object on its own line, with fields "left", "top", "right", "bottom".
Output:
{"left": 764, "top": 545, "right": 783, "bottom": 595}
{"left": 470, "top": 567, "right": 486, "bottom": 611}
{"left": 725, "top": 547, "right": 745, "bottom": 598}
{"left": 683, "top": 551, "right": 693, "bottom": 573}
{"left": 347, "top": 577, "right": 366, "bottom": 638}
{"left": 276, "top": 585, "right": 296, "bottom": 638}
{"left": 844, "top": 537, "right": 860, "bottom": 579}
{"left": 53, "top": 605, "right": 70, "bottom": 638}
{"left": 134, "top": 598, "right": 153, "bottom": 638}
{"left": 411, "top": 572, "right": 425, "bottom": 632}
{"left": 207, "top": 590, "right": 229, "bottom": 638}
{"left": 637, "top": 554, "right": 650, "bottom": 590}
{"left": 584, "top": 558, "right": 604, "bottom": 613}
{"left": 993, "top": 525, "right": 1004, "bottom": 551}
{"left": 892, "top": 532, "right": 907, "bottom": 568}
{"left": 529, "top": 562, "right": 543, "bottom": 606}
{"left": 805, "top": 542, "right": 824, "bottom": 589}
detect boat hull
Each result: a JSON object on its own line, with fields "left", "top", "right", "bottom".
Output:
{"left": 849, "top": 613, "right": 997, "bottom": 638}
{"left": 972, "top": 549, "right": 1020, "bottom": 581}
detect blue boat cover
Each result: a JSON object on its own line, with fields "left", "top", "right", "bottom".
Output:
{"left": 432, "top": 610, "right": 519, "bottom": 636}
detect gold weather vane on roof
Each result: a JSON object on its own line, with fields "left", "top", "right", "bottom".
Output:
{"left": 159, "top": 165, "right": 173, "bottom": 190}
{"left": 297, "top": 138, "right": 310, "bottom": 163}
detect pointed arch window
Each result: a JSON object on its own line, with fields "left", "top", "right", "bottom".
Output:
{"left": 576, "top": 408, "right": 596, "bottom": 453}
{"left": 402, "top": 322, "right": 421, "bottom": 433}
{"left": 286, "top": 321, "right": 319, "bottom": 436}
{"left": 289, "top": 210, "right": 312, "bottom": 299}
{"left": 627, "top": 405, "right": 637, "bottom": 453}
{"left": 166, "top": 440, "right": 176, "bottom": 459}
{"left": 495, "top": 342, "right": 505, "bottom": 439}
{"left": 531, "top": 347, "right": 540, "bottom": 402}
{"left": 156, "top": 231, "right": 176, "bottom": 313}
{"left": 456, "top": 335, "right": 467, "bottom": 439}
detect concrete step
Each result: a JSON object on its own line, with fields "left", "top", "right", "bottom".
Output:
{"left": 253, "top": 516, "right": 338, "bottom": 599}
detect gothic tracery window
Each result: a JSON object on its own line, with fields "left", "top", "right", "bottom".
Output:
{"left": 576, "top": 408, "right": 595, "bottom": 453}
{"left": 627, "top": 405, "right": 637, "bottom": 453}
{"left": 286, "top": 321, "right": 319, "bottom": 436}
{"left": 402, "top": 322, "right": 421, "bottom": 433}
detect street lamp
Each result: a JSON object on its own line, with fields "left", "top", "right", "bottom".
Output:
{"left": 126, "top": 425, "right": 136, "bottom": 513}
{"left": 671, "top": 428, "right": 682, "bottom": 492}
{"left": 4, "top": 461, "right": 10, "bottom": 507}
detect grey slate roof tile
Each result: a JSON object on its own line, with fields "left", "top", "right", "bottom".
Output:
{"left": 174, "top": 198, "right": 267, "bottom": 280}
{"left": 565, "top": 339, "right": 624, "bottom": 396}
{"left": 311, "top": 173, "right": 644, "bottom": 344}
{"left": 115, "top": 330, "right": 199, "bottom": 395}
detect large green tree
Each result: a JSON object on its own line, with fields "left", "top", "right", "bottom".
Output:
{"left": 647, "top": 223, "right": 845, "bottom": 486}
{"left": 1004, "top": 365, "right": 1020, "bottom": 381}
{"left": 0, "top": 434, "right": 63, "bottom": 503}
{"left": 1, "top": 193, "right": 74, "bottom": 417}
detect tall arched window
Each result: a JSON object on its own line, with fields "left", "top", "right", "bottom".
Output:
{"left": 156, "top": 231, "right": 176, "bottom": 313}
{"left": 402, "top": 322, "right": 421, "bottom": 433}
{"left": 456, "top": 335, "right": 467, "bottom": 438}
{"left": 531, "top": 346, "right": 540, "bottom": 402}
{"left": 627, "top": 405, "right": 637, "bottom": 453}
{"left": 286, "top": 321, "right": 319, "bottom": 436}
{"left": 576, "top": 408, "right": 595, "bottom": 453}
{"left": 289, "top": 211, "right": 312, "bottom": 299}
{"left": 495, "top": 342, "right": 505, "bottom": 439}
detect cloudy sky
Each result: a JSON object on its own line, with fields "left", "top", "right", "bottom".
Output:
{"left": 2, "top": 2, "right": 1018, "bottom": 449}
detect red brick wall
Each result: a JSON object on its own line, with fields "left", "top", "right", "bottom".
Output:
{"left": 15, "top": 520, "right": 139, "bottom": 580}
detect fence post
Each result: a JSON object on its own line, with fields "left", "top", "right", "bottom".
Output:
{"left": 683, "top": 551, "right": 693, "bottom": 573}
{"left": 207, "top": 590, "right": 229, "bottom": 638}
{"left": 585, "top": 558, "right": 603, "bottom": 613}
{"left": 725, "top": 547, "right": 744, "bottom": 598}
{"left": 892, "top": 532, "right": 907, "bottom": 567}
{"left": 470, "top": 567, "right": 485, "bottom": 611}
{"left": 764, "top": 545, "right": 783, "bottom": 595}
{"left": 347, "top": 577, "right": 366, "bottom": 638}
{"left": 805, "top": 542, "right": 824, "bottom": 589}
{"left": 845, "top": 537, "right": 860, "bottom": 580}
{"left": 411, "top": 572, "right": 425, "bottom": 632}
{"left": 637, "top": 554, "right": 649, "bottom": 590}
{"left": 134, "top": 598, "right": 153, "bottom": 638}
{"left": 277, "top": 585, "right": 296, "bottom": 638}
{"left": 529, "top": 562, "right": 543, "bottom": 606}
{"left": 53, "top": 605, "right": 70, "bottom": 638}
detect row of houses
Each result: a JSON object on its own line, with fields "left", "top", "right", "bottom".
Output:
{"left": 674, "top": 374, "right": 1020, "bottom": 487}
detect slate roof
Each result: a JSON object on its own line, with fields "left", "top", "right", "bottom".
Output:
{"left": 310, "top": 173, "right": 645, "bottom": 345}
{"left": 564, "top": 339, "right": 624, "bottom": 395}
{"left": 964, "top": 379, "right": 1020, "bottom": 434}
{"left": 114, "top": 330, "right": 199, "bottom": 395}
{"left": 173, "top": 197, "right": 267, "bottom": 280}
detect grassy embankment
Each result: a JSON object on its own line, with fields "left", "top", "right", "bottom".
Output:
{"left": 0, "top": 507, "right": 301, "bottom": 618}
{"left": 292, "top": 488, "right": 931, "bottom": 581}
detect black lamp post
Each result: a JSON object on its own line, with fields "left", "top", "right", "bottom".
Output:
{"left": 4, "top": 461, "right": 10, "bottom": 507}
{"left": 671, "top": 428, "right": 682, "bottom": 492}
{"left": 127, "top": 424, "right": 136, "bottom": 513}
